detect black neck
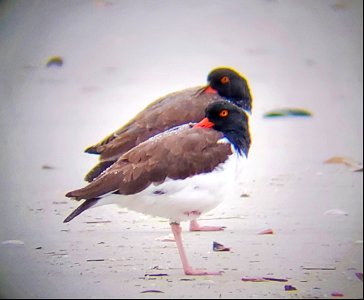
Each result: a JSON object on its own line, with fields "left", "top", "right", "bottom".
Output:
{"left": 228, "top": 96, "right": 252, "bottom": 114}
{"left": 223, "top": 84, "right": 252, "bottom": 114}
{"left": 224, "top": 122, "right": 251, "bottom": 157}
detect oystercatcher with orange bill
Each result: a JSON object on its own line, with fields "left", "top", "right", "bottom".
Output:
{"left": 84, "top": 67, "right": 252, "bottom": 232}
{"left": 65, "top": 100, "right": 251, "bottom": 275}
{"left": 84, "top": 67, "right": 252, "bottom": 183}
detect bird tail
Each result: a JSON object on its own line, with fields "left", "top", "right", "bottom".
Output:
{"left": 63, "top": 198, "right": 100, "bottom": 223}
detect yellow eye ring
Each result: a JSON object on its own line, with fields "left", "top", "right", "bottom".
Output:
{"left": 221, "top": 76, "right": 230, "bottom": 84}
{"left": 219, "top": 109, "right": 229, "bottom": 117}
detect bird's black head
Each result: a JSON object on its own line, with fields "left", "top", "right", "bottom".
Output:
{"left": 206, "top": 67, "right": 253, "bottom": 114}
{"left": 196, "top": 100, "right": 251, "bottom": 157}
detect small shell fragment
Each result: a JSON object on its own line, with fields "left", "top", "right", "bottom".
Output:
{"left": 331, "top": 292, "right": 344, "bottom": 297}
{"left": 46, "top": 56, "right": 63, "bottom": 67}
{"left": 258, "top": 228, "right": 274, "bottom": 235}
{"left": 241, "top": 277, "right": 266, "bottom": 282}
{"left": 241, "top": 276, "right": 288, "bottom": 282}
{"left": 324, "top": 156, "right": 363, "bottom": 171}
{"left": 264, "top": 108, "right": 312, "bottom": 118}
{"left": 1, "top": 240, "right": 25, "bottom": 245}
{"left": 140, "top": 290, "right": 164, "bottom": 293}
{"left": 324, "top": 209, "right": 348, "bottom": 216}
{"left": 213, "top": 241, "right": 230, "bottom": 252}
{"left": 355, "top": 272, "right": 363, "bottom": 281}
{"left": 284, "top": 285, "right": 297, "bottom": 291}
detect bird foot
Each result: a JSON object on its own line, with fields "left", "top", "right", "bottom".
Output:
{"left": 155, "top": 233, "right": 177, "bottom": 242}
{"left": 189, "top": 220, "right": 225, "bottom": 232}
{"left": 189, "top": 224, "right": 226, "bottom": 232}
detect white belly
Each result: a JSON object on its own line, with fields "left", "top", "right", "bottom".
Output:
{"left": 98, "top": 148, "right": 244, "bottom": 223}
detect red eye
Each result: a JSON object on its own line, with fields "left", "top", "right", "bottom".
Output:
{"left": 221, "top": 76, "right": 230, "bottom": 84}
{"left": 219, "top": 109, "right": 229, "bottom": 117}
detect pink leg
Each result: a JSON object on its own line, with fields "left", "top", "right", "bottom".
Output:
{"left": 189, "top": 220, "right": 225, "bottom": 232}
{"left": 170, "top": 223, "right": 223, "bottom": 276}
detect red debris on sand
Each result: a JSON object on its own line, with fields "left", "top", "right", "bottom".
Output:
{"left": 331, "top": 292, "right": 344, "bottom": 297}
{"left": 258, "top": 228, "right": 274, "bottom": 235}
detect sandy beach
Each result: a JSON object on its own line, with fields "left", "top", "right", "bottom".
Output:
{"left": 0, "top": 0, "right": 362, "bottom": 298}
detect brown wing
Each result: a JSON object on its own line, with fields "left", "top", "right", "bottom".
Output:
{"left": 67, "top": 126, "right": 232, "bottom": 200}
{"left": 85, "top": 86, "right": 223, "bottom": 161}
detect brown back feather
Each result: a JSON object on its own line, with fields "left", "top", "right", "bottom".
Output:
{"left": 86, "top": 87, "right": 223, "bottom": 161}
{"left": 67, "top": 126, "right": 232, "bottom": 200}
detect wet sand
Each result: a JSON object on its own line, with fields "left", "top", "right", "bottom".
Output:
{"left": 0, "top": 0, "right": 362, "bottom": 298}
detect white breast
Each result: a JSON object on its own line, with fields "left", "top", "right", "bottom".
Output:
{"left": 98, "top": 142, "right": 245, "bottom": 223}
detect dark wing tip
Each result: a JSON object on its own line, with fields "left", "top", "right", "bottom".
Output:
{"left": 63, "top": 198, "right": 99, "bottom": 223}
{"left": 84, "top": 161, "right": 116, "bottom": 182}
{"left": 63, "top": 214, "right": 75, "bottom": 223}
{"left": 84, "top": 146, "right": 100, "bottom": 155}
{"left": 84, "top": 172, "right": 96, "bottom": 183}
{"left": 65, "top": 191, "right": 73, "bottom": 198}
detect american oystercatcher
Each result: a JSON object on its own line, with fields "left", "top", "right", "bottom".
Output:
{"left": 65, "top": 100, "right": 251, "bottom": 275}
{"left": 84, "top": 67, "right": 252, "bottom": 232}
{"left": 84, "top": 67, "right": 252, "bottom": 183}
